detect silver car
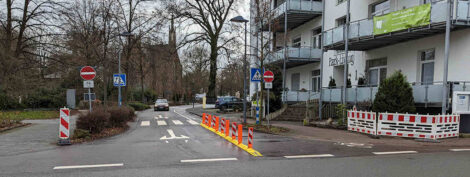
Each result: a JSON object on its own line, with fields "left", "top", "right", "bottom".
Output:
{"left": 154, "top": 99, "right": 169, "bottom": 111}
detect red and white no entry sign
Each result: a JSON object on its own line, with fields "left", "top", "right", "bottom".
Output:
{"left": 263, "top": 70, "right": 274, "bottom": 83}
{"left": 80, "top": 66, "right": 96, "bottom": 80}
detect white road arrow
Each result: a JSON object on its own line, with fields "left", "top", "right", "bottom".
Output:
{"left": 160, "top": 129, "right": 189, "bottom": 140}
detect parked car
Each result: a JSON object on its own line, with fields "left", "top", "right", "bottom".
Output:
{"left": 215, "top": 96, "right": 234, "bottom": 109}
{"left": 154, "top": 99, "right": 169, "bottom": 111}
{"left": 217, "top": 97, "right": 245, "bottom": 112}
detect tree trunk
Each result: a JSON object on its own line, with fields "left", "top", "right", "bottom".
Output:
{"left": 207, "top": 42, "right": 218, "bottom": 100}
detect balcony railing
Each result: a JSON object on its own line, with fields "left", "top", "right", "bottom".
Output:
{"left": 283, "top": 81, "right": 470, "bottom": 107}
{"left": 265, "top": 47, "right": 322, "bottom": 64}
{"left": 323, "top": 1, "right": 470, "bottom": 49}
{"left": 273, "top": 0, "right": 323, "bottom": 18}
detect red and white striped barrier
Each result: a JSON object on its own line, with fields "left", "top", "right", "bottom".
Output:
{"left": 212, "top": 116, "right": 216, "bottom": 129}
{"left": 231, "top": 122, "right": 237, "bottom": 140}
{"left": 248, "top": 127, "right": 254, "bottom": 149}
{"left": 59, "top": 108, "right": 70, "bottom": 139}
{"left": 435, "top": 115, "right": 460, "bottom": 139}
{"left": 378, "top": 113, "right": 460, "bottom": 140}
{"left": 348, "top": 110, "right": 377, "bottom": 136}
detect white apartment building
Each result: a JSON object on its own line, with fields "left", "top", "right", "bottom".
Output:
{"left": 253, "top": 0, "right": 470, "bottom": 112}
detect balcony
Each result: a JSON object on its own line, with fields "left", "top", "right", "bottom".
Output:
{"left": 323, "top": 1, "right": 470, "bottom": 51}
{"left": 261, "top": 0, "right": 322, "bottom": 32}
{"left": 284, "top": 81, "right": 470, "bottom": 108}
{"left": 265, "top": 47, "right": 321, "bottom": 68}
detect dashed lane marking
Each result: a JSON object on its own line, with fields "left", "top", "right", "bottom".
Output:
{"left": 173, "top": 109, "right": 196, "bottom": 120}
{"left": 157, "top": 120, "right": 167, "bottom": 126}
{"left": 450, "top": 149, "right": 470, "bottom": 152}
{"left": 373, "top": 151, "right": 418, "bottom": 155}
{"left": 172, "top": 120, "right": 183, "bottom": 125}
{"left": 53, "top": 163, "right": 124, "bottom": 170}
{"left": 180, "top": 158, "right": 237, "bottom": 163}
{"left": 187, "top": 120, "right": 199, "bottom": 125}
{"left": 140, "top": 121, "right": 150, "bottom": 127}
{"left": 284, "top": 154, "right": 334, "bottom": 159}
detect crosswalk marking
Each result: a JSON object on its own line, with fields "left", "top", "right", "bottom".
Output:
{"left": 157, "top": 120, "right": 167, "bottom": 126}
{"left": 373, "top": 151, "right": 417, "bottom": 155}
{"left": 159, "top": 115, "right": 162, "bottom": 118}
{"left": 172, "top": 120, "right": 183, "bottom": 125}
{"left": 187, "top": 120, "right": 199, "bottom": 125}
{"left": 140, "top": 121, "right": 150, "bottom": 127}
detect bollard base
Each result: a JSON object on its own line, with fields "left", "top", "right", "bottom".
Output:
{"left": 58, "top": 139, "right": 72, "bottom": 146}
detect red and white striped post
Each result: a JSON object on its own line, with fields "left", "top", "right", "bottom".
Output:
{"left": 248, "top": 127, "right": 254, "bottom": 149}
{"left": 221, "top": 118, "right": 225, "bottom": 134}
{"left": 215, "top": 117, "right": 220, "bottom": 132}
{"left": 202, "top": 113, "right": 207, "bottom": 125}
{"left": 231, "top": 122, "right": 237, "bottom": 140}
{"left": 207, "top": 115, "right": 212, "bottom": 127}
{"left": 212, "top": 116, "right": 216, "bottom": 129}
{"left": 58, "top": 107, "right": 71, "bottom": 145}
{"left": 225, "top": 119, "right": 230, "bottom": 137}
{"left": 238, "top": 124, "right": 243, "bottom": 144}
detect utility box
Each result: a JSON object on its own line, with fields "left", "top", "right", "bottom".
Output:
{"left": 452, "top": 91, "right": 470, "bottom": 133}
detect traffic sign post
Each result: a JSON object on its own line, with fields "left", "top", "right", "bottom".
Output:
{"left": 80, "top": 66, "right": 96, "bottom": 112}
{"left": 113, "top": 74, "right": 126, "bottom": 107}
{"left": 250, "top": 68, "right": 262, "bottom": 82}
{"left": 263, "top": 70, "right": 274, "bottom": 127}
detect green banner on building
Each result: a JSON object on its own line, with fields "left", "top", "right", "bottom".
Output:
{"left": 373, "top": 4, "right": 431, "bottom": 35}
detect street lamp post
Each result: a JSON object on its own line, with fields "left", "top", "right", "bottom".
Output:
{"left": 230, "top": 16, "right": 249, "bottom": 124}
{"left": 118, "top": 32, "right": 133, "bottom": 107}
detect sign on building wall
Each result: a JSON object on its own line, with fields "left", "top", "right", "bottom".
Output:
{"left": 373, "top": 4, "right": 431, "bottom": 35}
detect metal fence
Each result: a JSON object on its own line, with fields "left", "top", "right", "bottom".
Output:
{"left": 266, "top": 47, "right": 322, "bottom": 64}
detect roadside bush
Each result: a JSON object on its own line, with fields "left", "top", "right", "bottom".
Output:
{"left": 24, "top": 87, "right": 66, "bottom": 108}
{"left": 76, "top": 108, "right": 110, "bottom": 134}
{"left": 107, "top": 106, "right": 135, "bottom": 127}
{"left": 335, "top": 104, "right": 348, "bottom": 126}
{"left": 372, "top": 71, "right": 416, "bottom": 113}
{"left": 131, "top": 89, "right": 158, "bottom": 104}
{"left": 128, "top": 102, "right": 150, "bottom": 111}
{"left": 0, "top": 91, "right": 24, "bottom": 110}
{"left": 72, "top": 129, "right": 91, "bottom": 139}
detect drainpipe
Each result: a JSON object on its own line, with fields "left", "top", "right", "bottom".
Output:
{"left": 319, "top": 0, "right": 326, "bottom": 120}
{"left": 442, "top": 0, "right": 452, "bottom": 115}
{"left": 282, "top": 0, "right": 288, "bottom": 103}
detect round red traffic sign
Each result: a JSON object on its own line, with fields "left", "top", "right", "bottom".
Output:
{"left": 263, "top": 70, "right": 274, "bottom": 83}
{"left": 80, "top": 66, "right": 96, "bottom": 80}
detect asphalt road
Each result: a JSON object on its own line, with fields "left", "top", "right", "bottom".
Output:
{"left": 1, "top": 105, "right": 470, "bottom": 177}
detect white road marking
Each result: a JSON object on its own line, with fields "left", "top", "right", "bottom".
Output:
{"left": 373, "top": 151, "right": 418, "bottom": 155}
{"left": 180, "top": 158, "right": 237, "bottom": 163}
{"left": 187, "top": 120, "right": 199, "bottom": 125}
{"left": 173, "top": 109, "right": 196, "bottom": 121}
{"left": 172, "top": 120, "right": 183, "bottom": 125}
{"left": 157, "top": 120, "right": 167, "bottom": 126}
{"left": 159, "top": 115, "right": 162, "bottom": 119}
{"left": 140, "top": 121, "right": 150, "bottom": 126}
{"left": 284, "top": 154, "right": 334, "bottom": 159}
{"left": 160, "top": 129, "right": 189, "bottom": 140}
{"left": 164, "top": 117, "right": 169, "bottom": 119}
{"left": 450, "top": 149, "right": 470, "bottom": 152}
{"left": 53, "top": 163, "right": 123, "bottom": 170}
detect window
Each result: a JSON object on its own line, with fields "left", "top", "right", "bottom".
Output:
{"left": 420, "top": 49, "right": 435, "bottom": 85}
{"left": 337, "top": 0, "right": 347, "bottom": 5}
{"left": 336, "top": 16, "right": 347, "bottom": 27}
{"left": 366, "top": 58, "right": 387, "bottom": 86}
{"left": 292, "top": 36, "right": 301, "bottom": 47}
{"left": 371, "top": 0, "right": 390, "bottom": 17}
{"left": 311, "top": 28, "right": 322, "bottom": 49}
{"left": 311, "top": 70, "right": 321, "bottom": 92}
{"left": 291, "top": 73, "right": 300, "bottom": 91}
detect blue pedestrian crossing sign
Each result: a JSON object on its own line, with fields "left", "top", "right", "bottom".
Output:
{"left": 250, "top": 68, "right": 262, "bottom": 82}
{"left": 113, "top": 74, "right": 126, "bottom": 87}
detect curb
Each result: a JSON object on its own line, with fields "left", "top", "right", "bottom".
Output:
{"left": 200, "top": 123, "right": 263, "bottom": 157}
{"left": 0, "top": 123, "right": 31, "bottom": 133}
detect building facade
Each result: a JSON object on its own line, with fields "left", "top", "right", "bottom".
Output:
{"left": 253, "top": 0, "right": 470, "bottom": 113}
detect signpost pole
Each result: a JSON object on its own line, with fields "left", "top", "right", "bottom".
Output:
{"left": 267, "top": 88, "right": 270, "bottom": 127}
{"left": 118, "top": 50, "right": 122, "bottom": 107}
{"left": 88, "top": 88, "right": 92, "bottom": 112}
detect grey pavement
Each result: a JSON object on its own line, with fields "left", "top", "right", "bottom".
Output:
{"left": 1, "top": 105, "right": 470, "bottom": 177}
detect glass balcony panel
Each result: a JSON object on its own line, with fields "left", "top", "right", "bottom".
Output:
{"left": 332, "top": 27, "right": 344, "bottom": 44}
{"left": 456, "top": 1, "right": 470, "bottom": 20}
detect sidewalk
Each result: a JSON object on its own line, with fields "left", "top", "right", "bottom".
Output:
{"left": 186, "top": 106, "right": 470, "bottom": 150}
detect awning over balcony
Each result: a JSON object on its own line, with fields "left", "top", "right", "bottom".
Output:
{"left": 265, "top": 47, "right": 321, "bottom": 68}
{"left": 323, "top": 1, "right": 470, "bottom": 51}
{"left": 261, "top": 0, "right": 322, "bottom": 32}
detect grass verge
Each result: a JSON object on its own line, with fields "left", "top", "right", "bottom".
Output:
{"left": 71, "top": 126, "right": 128, "bottom": 144}
{"left": 242, "top": 123, "right": 290, "bottom": 135}
{"left": 0, "top": 110, "right": 57, "bottom": 121}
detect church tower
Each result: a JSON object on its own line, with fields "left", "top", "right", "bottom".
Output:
{"left": 169, "top": 16, "right": 176, "bottom": 47}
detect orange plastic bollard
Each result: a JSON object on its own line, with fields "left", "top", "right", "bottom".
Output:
{"left": 215, "top": 117, "right": 219, "bottom": 132}
{"left": 238, "top": 124, "right": 243, "bottom": 144}
{"left": 208, "top": 115, "right": 212, "bottom": 127}
{"left": 202, "top": 113, "right": 206, "bottom": 125}
{"left": 248, "top": 127, "right": 254, "bottom": 149}
{"left": 225, "top": 119, "right": 230, "bottom": 137}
